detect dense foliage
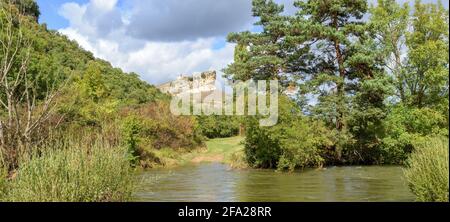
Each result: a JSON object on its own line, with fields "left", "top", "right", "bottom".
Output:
{"left": 120, "top": 102, "right": 204, "bottom": 166}
{"left": 0, "top": 0, "right": 448, "bottom": 202}
{"left": 0, "top": 1, "right": 204, "bottom": 201}
{"left": 224, "top": 0, "right": 449, "bottom": 169}
{"left": 404, "top": 137, "right": 449, "bottom": 202}
{"left": 196, "top": 115, "right": 240, "bottom": 139}
{"left": 245, "top": 96, "right": 331, "bottom": 170}
{"left": 3, "top": 0, "right": 39, "bottom": 19}
{"left": 0, "top": 1, "right": 196, "bottom": 166}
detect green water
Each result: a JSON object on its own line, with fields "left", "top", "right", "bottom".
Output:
{"left": 134, "top": 163, "right": 415, "bottom": 202}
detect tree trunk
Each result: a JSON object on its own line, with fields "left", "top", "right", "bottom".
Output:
{"left": 333, "top": 16, "right": 345, "bottom": 131}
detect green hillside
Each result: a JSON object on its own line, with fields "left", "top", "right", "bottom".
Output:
{"left": 0, "top": 0, "right": 203, "bottom": 201}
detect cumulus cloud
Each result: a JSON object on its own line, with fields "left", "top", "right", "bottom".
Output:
{"left": 122, "top": 39, "right": 235, "bottom": 83}
{"left": 62, "top": 0, "right": 437, "bottom": 85}
{"left": 125, "top": 0, "right": 253, "bottom": 42}
{"left": 58, "top": 0, "right": 241, "bottom": 85}
{"left": 59, "top": 0, "right": 124, "bottom": 38}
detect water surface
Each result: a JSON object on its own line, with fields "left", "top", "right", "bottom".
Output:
{"left": 134, "top": 163, "right": 414, "bottom": 202}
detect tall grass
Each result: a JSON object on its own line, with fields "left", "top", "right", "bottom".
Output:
{"left": 1, "top": 138, "right": 136, "bottom": 202}
{"left": 0, "top": 165, "right": 7, "bottom": 199}
{"left": 404, "top": 137, "right": 449, "bottom": 202}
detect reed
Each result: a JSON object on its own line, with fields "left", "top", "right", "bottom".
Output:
{"left": 2, "top": 137, "right": 135, "bottom": 202}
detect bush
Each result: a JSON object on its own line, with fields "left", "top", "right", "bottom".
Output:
{"left": 381, "top": 106, "right": 448, "bottom": 164}
{"left": 121, "top": 115, "right": 142, "bottom": 165}
{"left": 404, "top": 137, "right": 449, "bottom": 202}
{"left": 197, "top": 115, "right": 240, "bottom": 138}
{"left": 2, "top": 139, "right": 135, "bottom": 202}
{"left": 118, "top": 102, "right": 204, "bottom": 168}
{"left": 120, "top": 102, "right": 204, "bottom": 150}
{"left": 245, "top": 116, "right": 282, "bottom": 168}
{"left": 244, "top": 96, "right": 331, "bottom": 170}
{"left": 0, "top": 166, "right": 7, "bottom": 199}
{"left": 277, "top": 120, "right": 330, "bottom": 171}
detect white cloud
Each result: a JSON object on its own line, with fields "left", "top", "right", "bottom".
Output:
{"left": 58, "top": 0, "right": 239, "bottom": 85}
{"left": 122, "top": 40, "right": 235, "bottom": 84}
{"left": 58, "top": 3, "right": 86, "bottom": 27}
{"left": 125, "top": 0, "right": 253, "bottom": 41}
{"left": 59, "top": 27, "right": 94, "bottom": 53}
{"left": 60, "top": 0, "right": 449, "bottom": 86}
{"left": 91, "top": 0, "right": 118, "bottom": 11}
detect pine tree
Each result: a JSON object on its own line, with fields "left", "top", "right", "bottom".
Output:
{"left": 223, "top": 0, "right": 287, "bottom": 83}
{"left": 290, "top": 0, "right": 368, "bottom": 132}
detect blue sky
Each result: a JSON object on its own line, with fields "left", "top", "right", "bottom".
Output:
{"left": 35, "top": 0, "right": 258, "bottom": 84}
{"left": 37, "top": 0, "right": 449, "bottom": 32}
{"left": 37, "top": 0, "right": 82, "bottom": 29}
{"left": 35, "top": 0, "right": 448, "bottom": 85}
{"left": 37, "top": 0, "right": 131, "bottom": 29}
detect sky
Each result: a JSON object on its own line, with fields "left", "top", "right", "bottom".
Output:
{"left": 36, "top": 0, "right": 449, "bottom": 85}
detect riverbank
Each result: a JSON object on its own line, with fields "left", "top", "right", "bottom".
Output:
{"left": 134, "top": 137, "right": 419, "bottom": 202}
{"left": 193, "top": 137, "right": 247, "bottom": 168}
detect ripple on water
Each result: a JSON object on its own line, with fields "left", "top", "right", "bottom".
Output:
{"left": 134, "top": 163, "right": 415, "bottom": 202}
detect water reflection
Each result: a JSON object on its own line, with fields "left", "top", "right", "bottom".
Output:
{"left": 134, "top": 163, "right": 414, "bottom": 202}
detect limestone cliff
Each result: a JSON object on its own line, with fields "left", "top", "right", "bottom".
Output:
{"left": 157, "top": 71, "right": 217, "bottom": 98}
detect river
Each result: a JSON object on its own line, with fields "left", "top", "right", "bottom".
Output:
{"left": 134, "top": 163, "right": 415, "bottom": 202}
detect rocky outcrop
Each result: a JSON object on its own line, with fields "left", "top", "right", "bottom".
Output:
{"left": 157, "top": 71, "right": 217, "bottom": 98}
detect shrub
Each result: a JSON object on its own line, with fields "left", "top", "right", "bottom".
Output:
{"left": 197, "top": 115, "right": 240, "bottom": 138}
{"left": 244, "top": 96, "right": 331, "bottom": 170}
{"left": 0, "top": 165, "right": 7, "bottom": 199}
{"left": 118, "top": 102, "right": 204, "bottom": 168}
{"left": 3, "top": 139, "right": 135, "bottom": 202}
{"left": 120, "top": 102, "right": 204, "bottom": 150}
{"left": 277, "top": 120, "right": 330, "bottom": 171}
{"left": 121, "top": 115, "right": 142, "bottom": 165}
{"left": 381, "top": 106, "right": 448, "bottom": 164}
{"left": 404, "top": 137, "right": 449, "bottom": 202}
{"left": 245, "top": 116, "right": 282, "bottom": 168}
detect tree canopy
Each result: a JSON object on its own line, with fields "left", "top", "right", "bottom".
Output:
{"left": 224, "top": 0, "right": 449, "bottom": 167}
